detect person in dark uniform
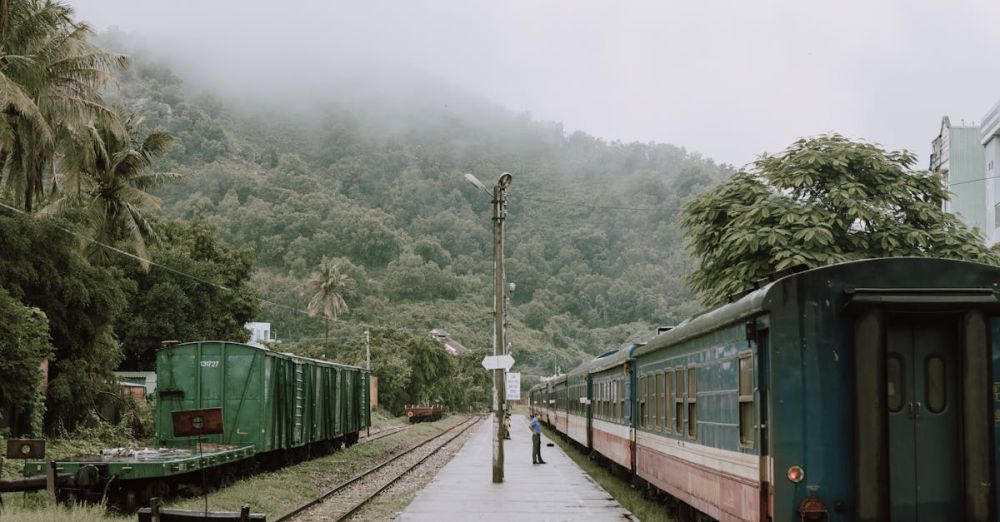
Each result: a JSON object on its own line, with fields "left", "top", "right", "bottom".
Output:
{"left": 528, "top": 413, "right": 546, "bottom": 464}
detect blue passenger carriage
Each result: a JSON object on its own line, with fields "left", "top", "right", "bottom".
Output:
{"left": 631, "top": 257, "right": 1000, "bottom": 522}
{"left": 550, "top": 374, "right": 569, "bottom": 434}
{"left": 565, "top": 357, "right": 595, "bottom": 449}
{"left": 587, "top": 347, "right": 636, "bottom": 470}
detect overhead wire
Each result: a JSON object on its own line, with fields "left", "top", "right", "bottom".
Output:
{"left": 0, "top": 198, "right": 477, "bottom": 344}
{"left": 948, "top": 173, "right": 1000, "bottom": 188}
{"left": 0, "top": 199, "right": 312, "bottom": 317}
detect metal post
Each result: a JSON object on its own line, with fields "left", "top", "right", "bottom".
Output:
{"left": 45, "top": 461, "right": 56, "bottom": 505}
{"left": 365, "top": 328, "right": 371, "bottom": 437}
{"left": 150, "top": 497, "right": 161, "bottom": 522}
{"left": 364, "top": 329, "right": 371, "bottom": 371}
{"left": 491, "top": 173, "right": 512, "bottom": 484}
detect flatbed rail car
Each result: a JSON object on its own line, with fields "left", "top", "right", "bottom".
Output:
{"left": 24, "top": 341, "right": 370, "bottom": 509}
{"left": 404, "top": 405, "right": 446, "bottom": 423}
{"left": 539, "top": 258, "right": 1000, "bottom": 522}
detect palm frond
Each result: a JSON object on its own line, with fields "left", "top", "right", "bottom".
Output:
{"left": 0, "top": 73, "right": 53, "bottom": 141}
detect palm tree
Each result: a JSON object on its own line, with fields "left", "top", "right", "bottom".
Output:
{"left": 1, "top": 0, "right": 127, "bottom": 211}
{"left": 45, "top": 113, "right": 177, "bottom": 268}
{"left": 306, "top": 261, "right": 355, "bottom": 339}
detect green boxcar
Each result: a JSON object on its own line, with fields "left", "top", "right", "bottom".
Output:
{"left": 23, "top": 341, "right": 370, "bottom": 509}
{"left": 155, "top": 341, "right": 370, "bottom": 454}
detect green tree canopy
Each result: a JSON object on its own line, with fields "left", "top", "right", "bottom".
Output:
{"left": 681, "top": 134, "right": 1000, "bottom": 305}
{"left": 0, "top": 286, "right": 52, "bottom": 435}
{"left": 114, "top": 220, "right": 258, "bottom": 369}
{"left": 0, "top": 210, "right": 126, "bottom": 429}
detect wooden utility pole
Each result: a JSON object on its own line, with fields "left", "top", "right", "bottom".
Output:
{"left": 491, "top": 173, "right": 512, "bottom": 484}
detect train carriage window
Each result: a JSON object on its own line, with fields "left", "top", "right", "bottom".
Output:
{"left": 926, "top": 356, "right": 946, "bottom": 413}
{"left": 611, "top": 379, "right": 617, "bottom": 420}
{"left": 738, "top": 354, "right": 754, "bottom": 446}
{"left": 603, "top": 381, "right": 608, "bottom": 419}
{"left": 619, "top": 380, "right": 625, "bottom": 422}
{"left": 675, "top": 368, "right": 685, "bottom": 434}
{"left": 635, "top": 376, "right": 646, "bottom": 428}
{"left": 596, "top": 382, "right": 601, "bottom": 419}
{"left": 603, "top": 380, "right": 608, "bottom": 419}
{"left": 665, "top": 371, "right": 673, "bottom": 433}
{"left": 646, "top": 374, "right": 655, "bottom": 429}
{"left": 687, "top": 367, "right": 697, "bottom": 438}
{"left": 654, "top": 372, "right": 663, "bottom": 430}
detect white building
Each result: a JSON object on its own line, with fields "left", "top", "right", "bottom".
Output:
{"left": 981, "top": 100, "right": 1000, "bottom": 245}
{"left": 112, "top": 371, "right": 157, "bottom": 396}
{"left": 244, "top": 321, "right": 275, "bottom": 348}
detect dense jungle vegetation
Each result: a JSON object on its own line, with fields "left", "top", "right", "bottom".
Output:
{"left": 96, "top": 34, "right": 734, "bottom": 385}
{"left": 0, "top": 1, "right": 731, "bottom": 433}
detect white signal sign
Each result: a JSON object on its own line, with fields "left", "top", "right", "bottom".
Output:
{"left": 505, "top": 373, "right": 521, "bottom": 401}
{"left": 481, "top": 354, "right": 515, "bottom": 371}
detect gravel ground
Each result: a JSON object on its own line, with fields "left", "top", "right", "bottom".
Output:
{"left": 354, "top": 417, "right": 482, "bottom": 521}
{"left": 291, "top": 416, "right": 482, "bottom": 522}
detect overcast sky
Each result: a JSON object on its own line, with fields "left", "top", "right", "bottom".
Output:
{"left": 70, "top": 0, "right": 1000, "bottom": 168}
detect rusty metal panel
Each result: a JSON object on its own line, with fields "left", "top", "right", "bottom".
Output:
{"left": 6, "top": 439, "right": 45, "bottom": 459}
{"left": 171, "top": 408, "right": 224, "bottom": 437}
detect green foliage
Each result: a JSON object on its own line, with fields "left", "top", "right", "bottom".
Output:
{"left": 0, "top": 286, "right": 52, "bottom": 435}
{"left": 383, "top": 253, "right": 466, "bottom": 301}
{"left": 682, "top": 135, "right": 1000, "bottom": 305}
{"left": 114, "top": 220, "right": 258, "bottom": 369}
{"left": 0, "top": 210, "right": 127, "bottom": 430}
{"left": 48, "top": 112, "right": 178, "bottom": 267}
{"left": 7, "top": 22, "right": 736, "bottom": 414}
{"left": 305, "top": 259, "right": 355, "bottom": 338}
{"left": 0, "top": 0, "right": 128, "bottom": 212}
{"left": 294, "top": 328, "right": 488, "bottom": 415}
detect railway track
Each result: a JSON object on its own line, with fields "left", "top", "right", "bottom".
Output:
{"left": 359, "top": 425, "right": 408, "bottom": 443}
{"left": 276, "top": 414, "right": 483, "bottom": 522}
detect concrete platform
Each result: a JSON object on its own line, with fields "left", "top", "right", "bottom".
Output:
{"left": 399, "top": 414, "right": 636, "bottom": 521}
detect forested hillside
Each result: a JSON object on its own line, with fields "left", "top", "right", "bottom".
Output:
{"left": 99, "top": 32, "right": 733, "bottom": 387}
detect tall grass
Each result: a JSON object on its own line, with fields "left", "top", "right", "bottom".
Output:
{"left": 0, "top": 502, "right": 124, "bottom": 522}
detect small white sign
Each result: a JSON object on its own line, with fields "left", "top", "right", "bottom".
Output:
{"left": 481, "top": 354, "right": 515, "bottom": 371}
{"left": 506, "top": 372, "right": 521, "bottom": 401}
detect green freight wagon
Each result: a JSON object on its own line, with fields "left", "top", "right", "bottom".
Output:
{"left": 23, "top": 341, "right": 370, "bottom": 510}
{"left": 156, "top": 341, "right": 371, "bottom": 455}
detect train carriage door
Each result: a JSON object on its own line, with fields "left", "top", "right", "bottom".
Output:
{"left": 586, "top": 375, "right": 593, "bottom": 450}
{"left": 885, "top": 319, "right": 962, "bottom": 522}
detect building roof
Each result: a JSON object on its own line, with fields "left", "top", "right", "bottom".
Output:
{"left": 429, "top": 329, "right": 471, "bottom": 356}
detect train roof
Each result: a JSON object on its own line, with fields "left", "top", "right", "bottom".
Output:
{"left": 164, "top": 341, "right": 369, "bottom": 372}
{"left": 567, "top": 343, "right": 640, "bottom": 376}
{"left": 634, "top": 257, "right": 1000, "bottom": 358}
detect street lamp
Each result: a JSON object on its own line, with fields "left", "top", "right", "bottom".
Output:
{"left": 464, "top": 171, "right": 512, "bottom": 484}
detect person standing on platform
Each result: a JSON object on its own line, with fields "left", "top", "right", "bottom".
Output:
{"left": 504, "top": 413, "right": 512, "bottom": 440}
{"left": 529, "top": 413, "right": 546, "bottom": 464}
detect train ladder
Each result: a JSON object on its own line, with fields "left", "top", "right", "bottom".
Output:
{"left": 294, "top": 364, "right": 305, "bottom": 445}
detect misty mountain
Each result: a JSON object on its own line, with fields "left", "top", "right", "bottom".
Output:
{"left": 98, "top": 31, "right": 733, "bottom": 383}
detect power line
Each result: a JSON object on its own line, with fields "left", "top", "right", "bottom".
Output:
{"left": 0, "top": 199, "right": 312, "bottom": 316}
{"left": 949, "top": 174, "right": 1000, "bottom": 188}
{"left": 511, "top": 194, "right": 674, "bottom": 213}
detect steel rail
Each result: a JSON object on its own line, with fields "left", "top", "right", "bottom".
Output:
{"left": 331, "top": 416, "right": 482, "bottom": 522}
{"left": 359, "top": 425, "right": 408, "bottom": 443}
{"left": 276, "top": 415, "right": 483, "bottom": 522}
